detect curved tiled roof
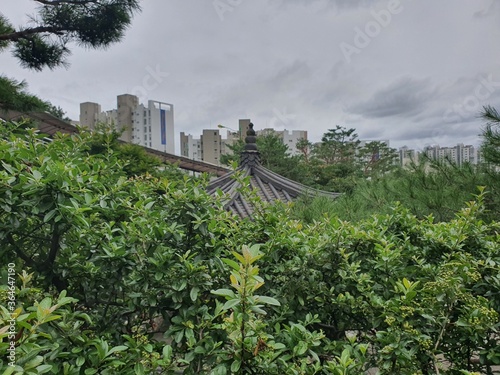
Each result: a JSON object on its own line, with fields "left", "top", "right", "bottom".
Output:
{"left": 207, "top": 122, "right": 340, "bottom": 218}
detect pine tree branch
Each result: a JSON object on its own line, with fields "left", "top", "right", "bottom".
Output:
{"left": 34, "top": 0, "right": 98, "bottom": 5}
{"left": 0, "top": 26, "right": 66, "bottom": 42}
{"left": 482, "top": 105, "right": 500, "bottom": 124}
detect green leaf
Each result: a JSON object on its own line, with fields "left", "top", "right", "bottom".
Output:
{"left": 36, "top": 297, "right": 52, "bottom": 321}
{"left": 134, "top": 363, "right": 145, "bottom": 375}
{"left": 231, "top": 360, "right": 241, "bottom": 373}
{"left": 255, "top": 295, "right": 280, "bottom": 306}
{"left": 32, "top": 170, "right": 42, "bottom": 181}
{"left": 340, "top": 348, "right": 351, "bottom": 365}
{"left": 231, "top": 251, "right": 246, "bottom": 264}
{"left": 41, "top": 314, "right": 62, "bottom": 323}
{"left": 106, "top": 345, "right": 128, "bottom": 356}
{"left": 163, "top": 344, "right": 173, "bottom": 360}
{"left": 35, "top": 364, "right": 53, "bottom": 374}
{"left": 84, "top": 192, "right": 92, "bottom": 205}
{"left": 190, "top": 286, "right": 199, "bottom": 302}
{"left": 212, "top": 365, "right": 228, "bottom": 375}
{"left": 295, "top": 341, "right": 308, "bottom": 356}
{"left": 250, "top": 305, "right": 267, "bottom": 315}
{"left": 222, "top": 299, "right": 240, "bottom": 310}
{"left": 194, "top": 346, "right": 206, "bottom": 354}
{"left": 76, "top": 356, "right": 85, "bottom": 367}
{"left": 43, "top": 209, "right": 57, "bottom": 223}
{"left": 212, "top": 289, "right": 236, "bottom": 299}
{"left": 222, "top": 258, "right": 240, "bottom": 271}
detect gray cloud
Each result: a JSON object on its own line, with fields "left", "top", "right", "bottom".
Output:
{"left": 347, "top": 77, "right": 439, "bottom": 119}
{"left": 0, "top": 0, "right": 498, "bottom": 152}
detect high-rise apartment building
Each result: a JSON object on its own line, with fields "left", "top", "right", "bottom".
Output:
{"left": 132, "top": 100, "right": 174, "bottom": 153}
{"left": 79, "top": 102, "right": 102, "bottom": 129}
{"left": 397, "top": 143, "right": 479, "bottom": 167}
{"left": 180, "top": 129, "right": 227, "bottom": 165}
{"left": 116, "top": 94, "right": 139, "bottom": 143}
{"left": 200, "top": 129, "right": 224, "bottom": 165}
{"left": 423, "top": 143, "right": 477, "bottom": 166}
{"left": 79, "top": 95, "right": 175, "bottom": 154}
{"left": 180, "top": 132, "right": 201, "bottom": 160}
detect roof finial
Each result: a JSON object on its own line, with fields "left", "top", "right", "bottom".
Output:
{"left": 240, "top": 121, "right": 260, "bottom": 167}
{"left": 244, "top": 122, "right": 258, "bottom": 151}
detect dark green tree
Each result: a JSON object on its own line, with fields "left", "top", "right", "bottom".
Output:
{"left": 480, "top": 105, "right": 500, "bottom": 167}
{"left": 307, "top": 126, "right": 361, "bottom": 192}
{"left": 313, "top": 125, "right": 360, "bottom": 165}
{"left": 0, "top": 0, "right": 141, "bottom": 70}
{"left": 0, "top": 75, "right": 70, "bottom": 119}
{"left": 296, "top": 137, "right": 313, "bottom": 164}
{"left": 356, "top": 140, "right": 398, "bottom": 178}
{"left": 220, "top": 138, "right": 245, "bottom": 166}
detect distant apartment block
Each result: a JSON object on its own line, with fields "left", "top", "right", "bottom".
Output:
{"left": 79, "top": 94, "right": 174, "bottom": 154}
{"left": 397, "top": 143, "right": 480, "bottom": 167}
{"left": 180, "top": 120, "right": 308, "bottom": 164}
{"left": 422, "top": 143, "right": 478, "bottom": 166}
{"left": 180, "top": 119, "right": 252, "bottom": 165}
{"left": 180, "top": 129, "right": 228, "bottom": 165}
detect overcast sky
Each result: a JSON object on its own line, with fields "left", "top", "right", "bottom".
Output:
{"left": 1, "top": 0, "right": 500, "bottom": 153}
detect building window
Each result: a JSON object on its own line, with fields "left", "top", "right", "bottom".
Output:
{"left": 149, "top": 126, "right": 151, "bottom": 132}
{"left": 144, "top": 119, "right": 147, "bottom": 125}
{"left": 144, "top": 135, "right": 147, "bottom": 141}
{"left": 144, "top": 127, "right": 147, "bottom": 133}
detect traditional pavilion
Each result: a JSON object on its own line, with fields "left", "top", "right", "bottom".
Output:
{"left": 206, "top": 122, "right": 341, "bottom": 218}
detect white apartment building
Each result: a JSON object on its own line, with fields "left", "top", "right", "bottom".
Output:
{"left": 423, "top": 143, "right": 477, "bottom": 166}
{"left": 180, "top": 133, "right": 202, "bottom": 161}
{"left": 132, "top": 100, "right": 174, "bottom": 153}
{"left": 79, "top": 94, "right": 175, "bottom": 154}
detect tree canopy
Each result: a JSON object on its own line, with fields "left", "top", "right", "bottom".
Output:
{"left": 0, "top": 75, "right": 68, "bottom": 118}
{"left": 0, "top": 0, "right": 141, "bottom": 70}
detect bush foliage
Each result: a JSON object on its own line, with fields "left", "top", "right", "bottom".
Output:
{"left": 1, "top": 123, "right": 499, "bottom": 374}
